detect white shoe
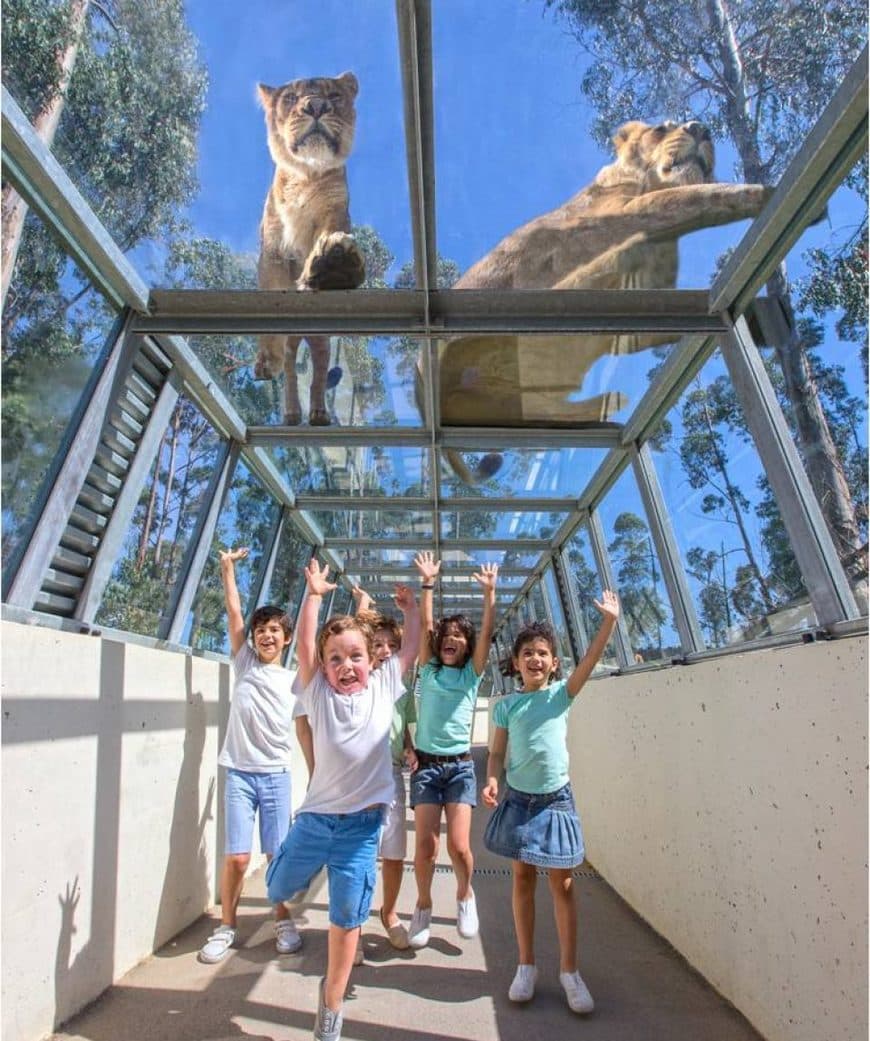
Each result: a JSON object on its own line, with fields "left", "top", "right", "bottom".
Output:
{"left": 275, "top": 918, "right": 302, "bottom": 954}
{"left": 560, "top": 970, "right": 595, "bottom": 1014}
{"left": 508, "top": 964, "right": 538, "bottom": 1002}
{"left": 456, "top": 891, "right": 479, "bottom": 938}
{"left": 407, "top": 906, "right": 431, "bottom": 949}
{"left": 353, "top": 938, "right": 364, "bottom": 965}
{"left": 198, "top": 924, "right": 236, "bottom": 963}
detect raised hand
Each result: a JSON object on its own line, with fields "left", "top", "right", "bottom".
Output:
{"left": 472, "top": 561, "right": 499, "bottom": 591}
{"left": 593, "top": 589, "right": 620, "bottom": 621}
{"left": 413, "top": 550, "right": 441, "bottom": 584}
{"left": 393, "top": 583, "right": 416, "bottom": 613}
{"left": 219, "top": 546, "right": 249, "bottom": 565}
{"left": 304, "top": 558, "right": 337, "bottom": 597}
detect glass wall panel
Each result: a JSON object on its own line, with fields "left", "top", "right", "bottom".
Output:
{"left": 564, "top": 524, "right": 620, "bottom": 670}
{"left": 186, "top": 463, "right": 279, "bottom": 653}
{"left": 94, "top": 400, "right": 223, "bottom": 637}
{"left": 596, "top": 471, "right": 679, "bottom": 664}
{"left": 1, "top": 212, "right": 121, "bottom": 579}
{"left": 649, "top": 346, "right": 823, "bottom": 646}
{"left": 263, "top": 522, "right": 314, "bottom": 623}
{"left": 542, "top": 567, "right": 572, "bottom": 663}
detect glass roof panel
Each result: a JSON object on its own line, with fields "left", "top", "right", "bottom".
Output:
{"left": 443, "top": 447, "right": 607, "bottom": 500}
{"left": 310, "top": 509, "right": 434, "bottom": 541}
{"left": 268, "top": 445, "right": 429, "bottom": 497}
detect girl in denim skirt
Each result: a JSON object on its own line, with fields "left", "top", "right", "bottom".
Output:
{"left": 482, "top": 591, "right": 619, "bottom": 1016}
{"left": 406, "top": 550, "right": 499, "bottom": 949}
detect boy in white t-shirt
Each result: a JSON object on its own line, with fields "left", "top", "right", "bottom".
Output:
{"left": 198, "top": 547, "right": 311, "bottom": 965}
{"left": 266, "top": 559, "right": 420, "bottom": 1041}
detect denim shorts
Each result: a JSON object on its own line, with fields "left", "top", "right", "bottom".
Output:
{"left": 379, "top": 766, "right": 408, "bottom": 861}
{"left": 224, "top": 767, "right": 291, "bottom": 856}
{"left": 265, "top": 808, "right": 381, "bottom": 929}
{"left": 410, "top": 757, "right": 477, "bottom": 808}
{"left": 483, "top": 782, "right": 584, "bottom": 869}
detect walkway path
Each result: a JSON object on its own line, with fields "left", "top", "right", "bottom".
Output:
{"left": 49, "top": 749, "right": 765, "bottom": 1041}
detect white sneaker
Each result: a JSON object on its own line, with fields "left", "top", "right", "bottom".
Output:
{"left": 560, "top": 970, "right": 595, "bottom": 1014}
{"left": 353, "top": 938, "right": 364, "bottom": 965}
{"left": 275, "top": 918, "right": 302, "bottom": 954}
{"left": 198, "top": 924, "right": 236, "bottom": 963}
{"left": 314, "top": 976, "right": 343, "bottom": 1041}
{"left": 508, "top": 964, "right": 538, "bottom": 1002}
{"left": 456, "top": 891, "right": 479, "bottom": 938}
{"left": 407, "top": 906, "right": 431, "bottom": 949}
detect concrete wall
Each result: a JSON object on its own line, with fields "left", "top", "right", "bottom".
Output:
{"left": 1, "top": 621, "right": 309, "bottom": 1041}
{"left": 568, "top": 634, "right": 867, "bottom": 1041}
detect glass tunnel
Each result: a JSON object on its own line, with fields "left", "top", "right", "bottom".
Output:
{"left": 1, "top": 2, "right": 867, "bottom": 1041}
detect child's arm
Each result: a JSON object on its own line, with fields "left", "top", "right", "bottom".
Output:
{"left": 413, "top": 551, "right": 440, "bottom": 665}
{"left": 566, "top": 589, "right": 620, "bottom": 698}
{"left": 393, "top": 583, "right": 421, "bottom": 676}
{"left": 295, "top": 715, "right": 314, "bottom": 778}
{"left": 351, "top": 584, "right": 373, "bottom": 614}
{"left": 482, "top": 725, "right": 508, "bottom": 807}
{"left": 471, "top": 562, "right": 499, "bottom": 674}
{"left": 220, "top": 547, "right": 249, "bottom": 656}
{"left": 296, "top": 559, "right": 337, "bottom": 690}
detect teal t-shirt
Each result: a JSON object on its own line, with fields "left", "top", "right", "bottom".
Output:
{"left": 389, "top": 689, "right": 416, "bottom": 765}
{"left": 414, "top": 659, "right": 481, "bottom": 755}
{"left": 492, "top": 679, "right": 573, "bottom": 794}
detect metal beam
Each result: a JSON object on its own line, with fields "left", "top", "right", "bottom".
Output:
{"left": 137, "top": 287, "right": 724, "bottom": 337}
{"left": 324, "top": 538, "right": 548, "bottom": 551}
{"left": 246, "top": 425, "right": 622, "bottom": 449}
{"left": 295, "top": 495, "right": 578, "bottom": 512}
{"left": 1, "top": 86, "right": 150, "bottom": 311}
{"left": 710, "top": 45, "right": 869, "bottom": 315}
{"left": 587, "top": 510, "right": 633, "bottom": 668}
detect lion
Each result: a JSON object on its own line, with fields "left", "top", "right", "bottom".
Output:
{"left": 432, "top": 119, "right": 772, "bottom": 484}
{"left": 254, "top": 72, "right": 365, "bottom": 425}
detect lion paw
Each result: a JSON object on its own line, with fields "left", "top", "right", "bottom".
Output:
{"left": 253, "top": 353, "right": 280, "bottom": 380}
{"left": 283, "top": 407, "right": 302, "bottom": 426}
{"left": 309, "top": 408, "right": 331, "bottom": 426}
{"left": 298, "top": 232, "right": 366, "bottom": 291}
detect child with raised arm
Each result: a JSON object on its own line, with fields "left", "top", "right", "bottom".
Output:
{"left": 406, "top": 550, "right": 498, "bottom": 949}
{"left": 482, "top": 592, "right": 620, "bottom": 1015}
{"left": 350, "top": 585, "right": 416, "bottom": 960}
{"left": 199, "top": 547, "right": 309, "bottom": 964}
{"left": 266, "top": 561, "right": 420, "bottom": 1041}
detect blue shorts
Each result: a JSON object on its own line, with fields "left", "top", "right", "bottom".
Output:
{"left": 224, "top": 768, "right": 291, "bottom": 856}
{"left": 265, "top": 808, "right": 381, "bottom": 929}
{"left": 483, "top": 782, "right": 584, "bottom": 869}
{"left": 410, "top": 757, "right": 477, "bottom": 808}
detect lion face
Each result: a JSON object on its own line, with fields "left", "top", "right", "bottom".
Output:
{"left": 258, "top": 71, "right": 358, "bottom": 171}
{"left": 598, "top": 120, "right": 715, "bottom": 192}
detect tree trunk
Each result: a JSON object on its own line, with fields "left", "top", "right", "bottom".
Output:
{"left": 154, "top": 404, "right": 181, "bottom": 566}
{"left": 1, "top": 0, "right": 91, "bottom": 311}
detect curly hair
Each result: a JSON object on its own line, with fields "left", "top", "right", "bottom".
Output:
{"left": 429, "top": 613, "right": 476, "bottom": 668}
{"left": 316, "top": 614, "right": 375, "bottom": 661}
{"left": 249, "top": 604, "right": 293, "bottom": 639}
{"left": 499, "top": 621, "right": 562, "bottom": 684}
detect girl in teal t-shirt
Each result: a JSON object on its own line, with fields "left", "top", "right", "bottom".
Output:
{"left": 482, "top": 592, "right": 619, "bottom": 1016}
{"left": 406, "top": 550, "right": 499, "bottom": 951}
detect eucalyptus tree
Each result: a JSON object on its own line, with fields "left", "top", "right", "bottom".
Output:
{"left": 545, "top": 0, "right": 867, "bottom": 579}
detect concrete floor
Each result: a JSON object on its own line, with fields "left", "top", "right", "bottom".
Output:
{"left": 49, "top": 749, "right": 766, "bottom": 1041}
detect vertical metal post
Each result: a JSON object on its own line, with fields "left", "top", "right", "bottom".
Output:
{"left": 721, "top": 314, "right": 858, "bottom": 625}
{"left": 160, "top": 440, "right": 241, "bottom": 644}
{"left": 631, "top": 442, "right": 706, "bottom": 654}
{"left": 587, "top": 511, "right": 633, "bottom": 668}
{"left": 248, "top": 505, "right": 287, "bottom": 614}
{"left": 552, "top": 548, "right": 586, "bottom": 660}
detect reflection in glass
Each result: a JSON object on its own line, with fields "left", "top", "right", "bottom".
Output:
{"left": 565, "top": 525, "right": 620, "bottom": 670}
{"left": 95, "top": 399, "right": 223, "bottom": 637}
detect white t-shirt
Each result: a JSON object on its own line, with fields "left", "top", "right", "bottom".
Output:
{"left": 295, "top": 656, "right": 405, "bottom": 815}
{"left": 218, "top": 643, "right": 302, "bottom": 772}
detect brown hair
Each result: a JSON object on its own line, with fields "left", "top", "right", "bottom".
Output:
{"left": 316, "top": 614, "right": 374, "bottom": 662}
{"left": 500, "top": 621, "right": 562, "bottom": 683}
{"left": 249, "top": 605, "right": 293, "bottom": 639}
{"left": 429, "top": 613, "right": 476, "bottom": 669}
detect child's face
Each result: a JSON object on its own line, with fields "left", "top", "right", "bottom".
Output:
{"left": 372, "top": 627, "right": 400, "bottom": 667}
{"left": 513, "top": 637, "right": 558, "bottom": 690}
{"left": 252, "top": 619, "right": 292, "bottom": 665}
{"left": 322, "top": 630, "right": 373, "bottom": 694}
{"left": 438, "top": 621, "right": 470, "bottom": 667}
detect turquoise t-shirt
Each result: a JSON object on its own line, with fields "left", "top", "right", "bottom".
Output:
{"left": 414, "top": 659, "right": 481, "bottom": 755}
{"left": 389, "top": 689, "right": 417, "bottom": 765}
{"left": 492, "top": 679, "right": 573, "bottom": 794}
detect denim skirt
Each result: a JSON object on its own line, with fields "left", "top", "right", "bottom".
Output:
{"left": 483, "top": 782, "right": 584, "bottom": 869}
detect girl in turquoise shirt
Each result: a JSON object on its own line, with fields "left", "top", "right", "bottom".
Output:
{"left": 406, "top": 550, "right": 499, "bottom": 950}
{"left": 482, "top": 592, "right": 619, "bottom": 1016}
